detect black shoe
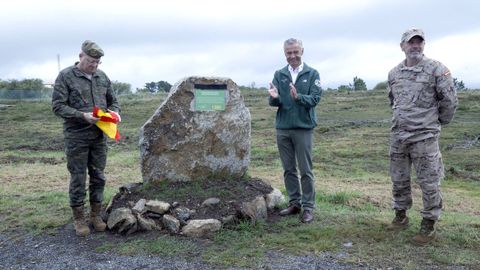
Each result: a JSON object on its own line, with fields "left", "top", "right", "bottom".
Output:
{"left": 279, "top": 205, "right": 301, "bottom": 216}
{"left": 301, "top": 210, "right": 314, "bottom": 223}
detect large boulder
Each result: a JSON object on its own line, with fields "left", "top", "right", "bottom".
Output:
{"left": 140, "top": 76, "right": 251, "bottom": 182}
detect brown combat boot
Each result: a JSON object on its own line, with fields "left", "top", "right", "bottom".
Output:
{"left": 412, "top": 218, "right": 436, "bottom": 245}
{"left": 387, "top": 210, "right": 409, "bottom": 230}
{"left": 90, "top": 202, "right": 107, "bottom": 232}
{"left": 72, "top": 206, "right": 90, "bottom": 237}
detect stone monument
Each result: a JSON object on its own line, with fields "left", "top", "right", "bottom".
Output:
{"left": 139, "top": 76, "right": 251, "bottom": 182}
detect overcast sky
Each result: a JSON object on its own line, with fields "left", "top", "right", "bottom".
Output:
{"left": 1, "top": 0, "right": 479, "bottom": 90}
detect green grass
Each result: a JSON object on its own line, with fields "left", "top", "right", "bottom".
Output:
{"left": 0, "top": 190, "right": 70, "bottom": 234}
{"left": 1, "top": 89, "right": 480, "bottom": 268}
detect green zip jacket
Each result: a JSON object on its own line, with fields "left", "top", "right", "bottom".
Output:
{"left": 268, "top": 63, "right": 322, "bottom": 129}
{"left": 52, "top": 64, "right": 120, "bottom": 139}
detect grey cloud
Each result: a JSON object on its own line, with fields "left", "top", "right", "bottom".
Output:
{"left": 1, "top": 0, "right": 479, "bottom": 88}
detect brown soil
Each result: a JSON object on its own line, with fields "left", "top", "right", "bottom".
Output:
{"left": 108, "top": 177, "right": 283, "bottom": 225}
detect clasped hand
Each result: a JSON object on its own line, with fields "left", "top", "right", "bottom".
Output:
{"left": 268, "top": 82, "right": 298, "bottom": 100}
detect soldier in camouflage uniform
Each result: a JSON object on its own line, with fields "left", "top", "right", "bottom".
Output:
{"left": 387, "top": 28, "right": 457, "bottom": 245}
{"left": 52, "top": 40, "right": 120, "bottom": 237}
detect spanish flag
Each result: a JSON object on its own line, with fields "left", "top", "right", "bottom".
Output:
{"left": 93, "top": 106, "right": 121, "bottom": 141}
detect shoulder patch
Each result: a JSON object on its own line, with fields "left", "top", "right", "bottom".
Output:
{"left": 314, "top": 79, "right": 321, "bottom": 87}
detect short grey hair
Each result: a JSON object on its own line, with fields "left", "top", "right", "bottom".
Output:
{"left": 284, "top": 38, "right": 303, "bottom": 49}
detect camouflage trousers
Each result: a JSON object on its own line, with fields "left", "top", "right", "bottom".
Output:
{"left": 390, "top": 136, "right": 444, "bottom": 220}
{"left": 64, "top": 136, "right": 108, "bottom": 207}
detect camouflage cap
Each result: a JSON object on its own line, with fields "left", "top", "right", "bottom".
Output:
{"left": 81, "top": 40, "right": 104, "bottom": 59}
{"left": 401, "top": 28, "right": 425, "bottom": 43}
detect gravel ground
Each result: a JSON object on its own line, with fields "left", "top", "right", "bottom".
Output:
{"left": 0, "top": 225, "right": 368, "bottom": 270}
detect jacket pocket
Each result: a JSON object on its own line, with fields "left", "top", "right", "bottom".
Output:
{"left": 415, "top": 85, "right": 436, "bottom": 108}
{"left": 68, "top": 88, "right": 87, "bottom": 108}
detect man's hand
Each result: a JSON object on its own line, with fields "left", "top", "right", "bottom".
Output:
{"left": 83, "top": 112, "right": 100, "bottom": 124}
{"left": 289, "top": 83, "right": 298, "bottom": 100}
{"left": 108, "top": 109, "right": 122, "bottom": 122}
{"left": 268, "top": 83, "right": 279, "bottom": 99}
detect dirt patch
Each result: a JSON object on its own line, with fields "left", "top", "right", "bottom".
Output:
{"left": 109, "top": 177, "right": 280, "bottom": 224}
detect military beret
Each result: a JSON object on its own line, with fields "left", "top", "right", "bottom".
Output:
{"left": 81, "top": 40, "right": 104, "bottom": 59}
{"left": 401, "top": 28, "right": 425, "bottom": 43}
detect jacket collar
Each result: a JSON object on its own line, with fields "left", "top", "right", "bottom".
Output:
{"left": 280, "top": 63, "right": 312, "bottom": 78}
{"left": 73, "top": 63, "right": 99, "bottom": 79}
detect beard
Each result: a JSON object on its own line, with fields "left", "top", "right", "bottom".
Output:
{"left": 407, "top": 50, "right": 423, "bottom": 61}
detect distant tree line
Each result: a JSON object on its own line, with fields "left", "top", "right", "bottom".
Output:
{"left": 453, "top": 78, "right": 466, "bottom": 91}
{"left": 334, "top": 76, "right": 368, "bottom": 92}
{"left": 239, "top": 81, "right": 267, "bottom": 92}
{"left": 0, "top": 76, "right": 472, "bottom": 100}
{"left": 332, "top": 77, "right": 468, "bottom": 92}
{"left": 0, "top": 78, "right": 48, "bottom": 91}
{"left": 241, "top": 76, "right": 473, "bottom": 92}
{"left": 0, "top": 78, "right": 133, "bottom": 94}
{"left": 0, "top": 78, "right": 51, "bottom": 99}
{"left": 136, "top": 81, "right": 172, "bottom": 93}
{"left": 111, "top": 81, "right": 132, "bottom": 95}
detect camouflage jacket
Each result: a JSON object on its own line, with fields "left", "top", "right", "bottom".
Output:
{"left": 387, "top": 56, "right": 457, "bottom": 142}
{"left": 52, "top": 63, "right": 120, "bottom": 139}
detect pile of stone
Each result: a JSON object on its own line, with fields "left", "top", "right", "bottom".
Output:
{"left": 105, "top": 76, "right": 286, "bottom": 238}
{"left": 105, "top": 185, "right": 284, "bottom": 238}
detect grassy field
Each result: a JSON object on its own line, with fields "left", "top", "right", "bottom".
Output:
{"left": 1, "top": 89, "right": 479, "bottom": 269}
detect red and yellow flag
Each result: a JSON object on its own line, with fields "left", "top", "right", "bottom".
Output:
{"left": 93, "top": 106, "right": 121, "bottom": 141}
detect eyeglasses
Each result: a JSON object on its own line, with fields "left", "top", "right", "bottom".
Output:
{"left": 85, "top": 57, "right": 102, "bottom": 65}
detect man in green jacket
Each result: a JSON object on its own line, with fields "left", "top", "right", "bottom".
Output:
{"left": 268, "top": 38, "right": 322, "bottom": 223}
{"left": 52, "top": 40, "right": 120, "bottom": 236}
